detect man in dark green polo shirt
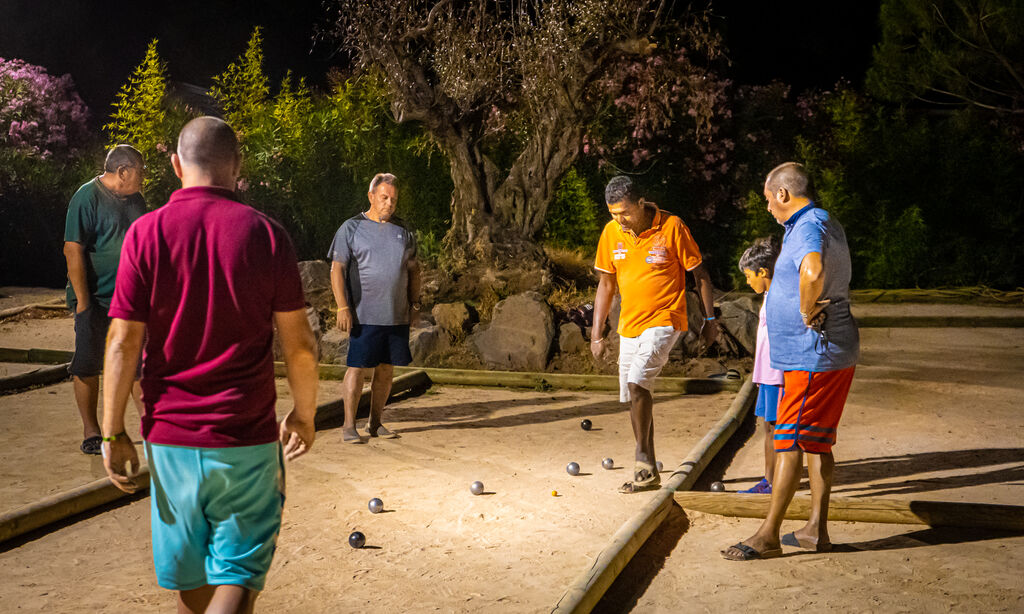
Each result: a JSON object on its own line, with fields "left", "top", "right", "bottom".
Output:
{"left": 63, "top": 144, "right": 147, "bottom": 455}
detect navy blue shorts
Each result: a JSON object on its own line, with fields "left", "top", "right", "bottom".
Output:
{"left": 754, "top": 383, "right": 781, "bottom": 423}
{"left": 347, "top": 324, "right": 412, "bottom": 368}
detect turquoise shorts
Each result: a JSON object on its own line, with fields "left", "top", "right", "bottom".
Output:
{"left": 145, "top": 441, "right": 285, "bottom": 592}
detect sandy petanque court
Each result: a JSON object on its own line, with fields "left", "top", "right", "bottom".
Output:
{"left": 1, "top": 289, "right": 1023, "bottom": 612}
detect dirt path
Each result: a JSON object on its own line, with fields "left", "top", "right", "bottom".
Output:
{"left": 598, "top": 326, "right": 1024, "bottom": 613}
{"left": 0, "top": 381, "right": 732, "bottom": 613}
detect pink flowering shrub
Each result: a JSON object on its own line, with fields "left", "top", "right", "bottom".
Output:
{"left": 0, "top": 57, "right": 91, "bottom": 162}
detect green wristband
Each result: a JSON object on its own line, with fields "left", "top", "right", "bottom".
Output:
{"left": 102, "top": 431, "right": 128, "bottom": 442}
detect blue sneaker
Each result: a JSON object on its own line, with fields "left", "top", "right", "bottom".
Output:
{"left": 738, "top": 478, "right": 772, "bottom": 494}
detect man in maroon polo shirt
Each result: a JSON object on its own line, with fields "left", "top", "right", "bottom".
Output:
{"left": 101, "top": 116, "right": 318, "bottom": 612}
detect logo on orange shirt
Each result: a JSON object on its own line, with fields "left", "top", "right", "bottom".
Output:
{"left": 646, "top": 233, "right": 669, "bottom": 265}
{"left": 613, "top": 242, "right": 627, "bottom": 261}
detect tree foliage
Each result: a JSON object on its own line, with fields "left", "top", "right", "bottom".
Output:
{"left": 868, "top": 0, "right": 1024, "bottom": 120}
{"left": 104, "top": 39, "right": 195, "bottom": 205}
{"left": 211, "top": 31, "right": 451, "bottom": 259}
{"left": 320, "top": 0, "right": 723, "bottom": 268}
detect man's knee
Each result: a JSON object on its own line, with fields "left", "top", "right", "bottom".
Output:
{"left": 627, "top": 382, "right": 651, "bottom": 397}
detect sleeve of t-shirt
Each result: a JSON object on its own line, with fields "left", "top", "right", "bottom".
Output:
{"left": 790, "top": 219, "right": 824, "bottom": 269}
{"left": 674, "top": 219, "right": 703, "bottom": 271}
{"left": 272, "top": 226, "right": 307, "bottom": 313}
{"left": 327, "top": 222, "right": 352, "bottom": 264}
{"left": 406, "top": 227, "right": 418, "bottom": 261}
{"left": 108, "top": 224, "right": 150, "bottom": 322}
{"left": 594, "top": 224, "right": 616, "bottom": 274}
{"left": 63, "top": 189, "right": 94, "bottom": 244}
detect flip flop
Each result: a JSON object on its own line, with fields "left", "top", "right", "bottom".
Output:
{"left": 618, "top": 480, "right": 661, "bottom": 494}
{"left": 80, "top": 435, "right": 102, "bottom": 455}
{"left": 721, "top": 542, "right": 782, "bottom": 561}
{"left": 782, "top": 532, "right": 833, "bottom": 552}
{"left": 619, "top": 461, "right": 661, "bottom": 493}
{"left": 366, "top": 423, "right": 399, "bottom": 439}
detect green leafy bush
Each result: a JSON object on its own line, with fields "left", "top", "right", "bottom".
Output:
{"left": 542, "top": 167, "right": 603, "bottom": 251}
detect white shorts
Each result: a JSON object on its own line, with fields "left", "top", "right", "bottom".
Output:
{"left": 618, "top": 325, "right": 682, "bottom": 403}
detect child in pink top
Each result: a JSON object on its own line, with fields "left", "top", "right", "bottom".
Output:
{"left": 738, "top": 238, "right": 784, "bottom": 494}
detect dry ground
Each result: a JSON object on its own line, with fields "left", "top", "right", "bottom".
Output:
{"left": 597, "top": 326, "right": 1024, "bottom": 613}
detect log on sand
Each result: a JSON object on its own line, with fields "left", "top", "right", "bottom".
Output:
{"left": 673, "top": 492, "right": 1024, "bottom": 532}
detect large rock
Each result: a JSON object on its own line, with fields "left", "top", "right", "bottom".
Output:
{"left": 432, "top": 302, "right": 476, "bottom": 339}
{"left": 297, "top": 260, "right": 334, "bottom": 313}
{"left": 558, "top": 322, "right": 587, "bottom": 354}
{"left": 471, "top": 292, "right": 555, "bottom": 371}
{"left": 409, "top": 324, "right": 451, "bottom": 365}
{"left": 273, "top": 305, "right": 322, "bottom": 362}
{"left": 319, "top": 327, "right": 349, "bottom": 364}
{"left": 718, "top": 297, "right": 759, "bottom": 356}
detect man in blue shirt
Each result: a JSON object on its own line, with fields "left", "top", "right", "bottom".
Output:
{"left": 723, "top": 162, "right": 859, "bottom": 561}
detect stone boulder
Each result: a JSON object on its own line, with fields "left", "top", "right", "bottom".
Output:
{"left": 718, "top": 297, "right": 759, "bottom": 356}
{"left": 432, "top": 302, "right": 477, "bottom": 339}
{"left": 297, "top": 260, "right": 334, "bottom": 313}
{"left": 409, "top": 324, "right": 451, "bottom": 365}
{"left": 558, "top": 322, "right": 587, "bottom": 354}
{"left": 318, "top": 327, "right": 349, "bottom": 364}
{"left": 273, "top": 305, "right": 322, "bottom": 362}
{"left": 471, "top": 292, "right": 555, "bottom": 371}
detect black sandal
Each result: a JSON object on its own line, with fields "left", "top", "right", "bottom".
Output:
{"left": 80, "top": 435, "right": 102, "bottom": 455}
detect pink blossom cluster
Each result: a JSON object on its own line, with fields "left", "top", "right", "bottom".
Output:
{"left": 1, "top": 57, "right": 91, "bottom": 160}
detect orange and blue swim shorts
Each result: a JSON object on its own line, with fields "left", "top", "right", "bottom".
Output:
{"left": 774, "top": 367, "right": 855, "bottom": 453}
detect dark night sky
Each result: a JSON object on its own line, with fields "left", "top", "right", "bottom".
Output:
{"left": 0, "top": 1, "right": 880, "bottom": 123}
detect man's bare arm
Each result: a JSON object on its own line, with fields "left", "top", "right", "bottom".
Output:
{"left": 590, "top": 271, "right": 617, "bottom": 361}
{"left": 691, "top": 263, "right": 720, "bottom": 345}
{"left": 799, "top": 251, "right": 826, "bottom": 326}
{"left": 330, "top": 260, "right": 352, "bottom": 332}
{"left": 102, "top": 318, "right": 146, "bottom": 492}
{"left": 274, "top": 307, "right": 319, "bottom": 460}
{"left": 64, "top": 241, "right": 90, "bottom": 312}
{"left": 407, "top": 257, "right": 422, "bottom": 324}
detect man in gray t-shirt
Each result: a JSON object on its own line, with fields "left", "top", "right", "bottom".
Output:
{"left": 328, "top": 173, "right": 421, "bottom": 443}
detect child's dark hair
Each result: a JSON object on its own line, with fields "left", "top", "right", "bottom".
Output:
{"left": 738, "top": 237, "right": 780, "bottom": 278}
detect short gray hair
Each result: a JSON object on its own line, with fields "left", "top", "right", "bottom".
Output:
{"left": 604, "top": 175, "right": 638, "bottom": 205}
{"left": 103, "top": 144, "right": 143, "bottom": 173}
{"left": 369, "top": 173, "right": 397, "bottom": 193}
{"left": 765, "top": 162, "right": 814, "bottom": 199}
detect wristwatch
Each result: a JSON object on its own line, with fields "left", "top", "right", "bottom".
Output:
{"left": 412, "top": 302, "right": 423, "bottom": 311}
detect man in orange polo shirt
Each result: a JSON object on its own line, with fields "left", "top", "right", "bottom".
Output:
{"left": 591, "top": 175, "right": 719, "bottom": 493}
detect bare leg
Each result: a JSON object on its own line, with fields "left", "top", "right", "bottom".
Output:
{"left": 723, "top": 448, "right": 802, "bottom": 557}
{"left": 178, "top": 585, "right": 256, "bottom": 614}
{"left": 627, "top": 383, "right": 655, "bottom": 466}
{"left": 762, "top": 420, "right": 776, "bottom": 484}
{"left": 73, "top": 375, "right": 100, "bottom": 439}
{"left": 368, "top": 364, "right": 394, "bottom": 426}
{"left": 342, "top": 366, "right": 366, "bottom": 440}
{"left": 793, "top": 451, "right": 834, "bottom": 549}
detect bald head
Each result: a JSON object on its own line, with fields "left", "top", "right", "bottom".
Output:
{"left": 176, "top": 116, "right": 240, "bottom": 173}
{"left": 765, "top": 162, "right": 814, "bottom": 199}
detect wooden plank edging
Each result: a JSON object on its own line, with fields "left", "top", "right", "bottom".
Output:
{"left": 550, "top": 377, "right": 757, "bottom": 614}
{"left": 673, "top": 492, "right": 1024, "bottom": 532}
{"left": 0, "top": 362, "right": 70, "bottom": 392}
{"left": 274, "top": 362, "right": 741, "bottom": 394}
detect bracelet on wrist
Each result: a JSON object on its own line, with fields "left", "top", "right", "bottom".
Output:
{"left": 592, "top": 337, "right": 604, "bottom": 343}
{"left": 102, "top": 431, "right": 128, "bottom": 443}
{"left": 338, "top": 306, "right": 349, "bottom": 311}
{"left": 704, "top": 316, "right": 716, "bottom": 321}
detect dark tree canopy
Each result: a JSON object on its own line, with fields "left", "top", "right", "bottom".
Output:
{"left": 868, "top": 0, "right": 1024, "bottom": 116}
